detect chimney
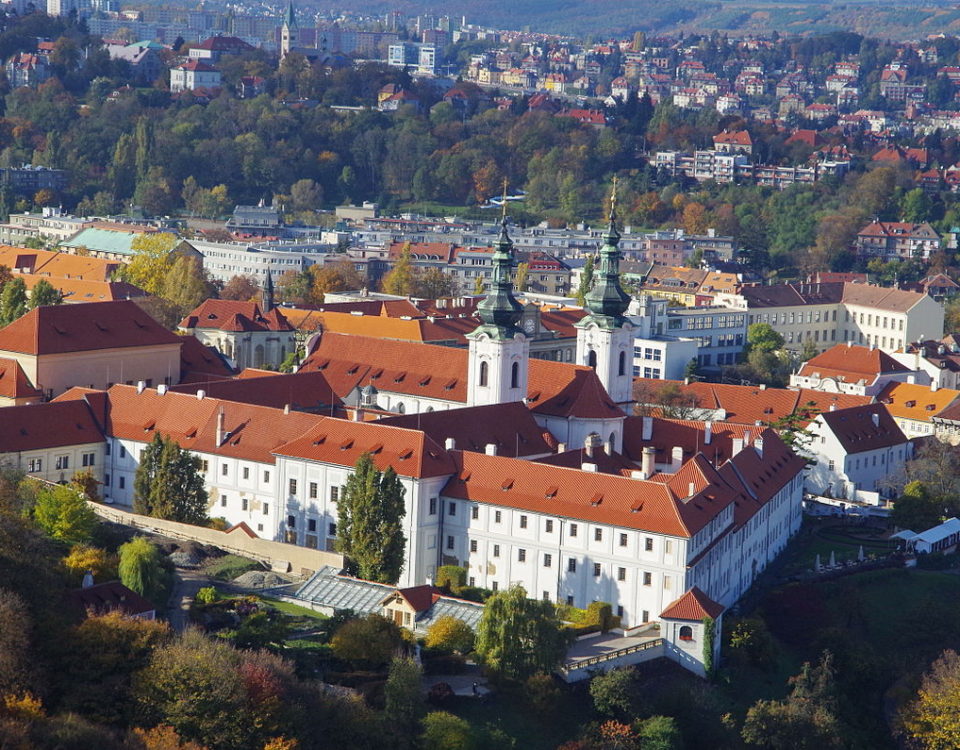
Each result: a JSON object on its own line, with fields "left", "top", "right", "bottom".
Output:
{"left": 196, "top": 389, "right": 205, "bottom": 400}
{"left": 704, "top": 421, "right": 712, "bottom": 445}
{"left": 907, "top": 374, "right": 916, "bottom": 384}
{"left": 136, "top": 380, "right": 146, "bottom": 394}
{"left": 932, "top": 380, "right": 939, "bottom": 392}
{"left": 671, "top": 446, "right": 683, "bottom": 468}
{"left": 284, "top": 403, "right": 291, "bottom": 415}
{"left": 743, "top": 429, "right": 751, "bottom": 445}
{"left": 759, "top": 383, "right": 766, "bottom": 390}
{"left": 157, "top": 384, "right": 168, "bottom": 395}
{"left": 847, "top": 340, "right": 853, "bottom": 348}
{"left": 688, "top": 481, "right": 696, "bottom": 497}
{"left": 630, "top": 470, "right": 645, "bottom": 480}
{"left": 485, "top": 443, "right": 497, "bottom": 456}
{"left": 581, "top": 462, "right": 598, "bottom": 472}
{"left": 871, "top": 412, "right": 879, "bottom": 428}
{"left": 445, "top": 437, "right": 456, "bottom": 450}
{"left": 754, "top": 437, "right": 764, "bottom": 458}
{"left": 216, "top": 408, "right": 225, "bottom": 446}
{"left": 604, "top": 439, "right": 613, "bottom": 456}
{"left": 585, "top": 432, "right": 602, "bottom": 458}
{"left": 641, "top": 416, "right": 653, "bottom": 441}
{"left": 732, "top": 437, "right": 744, "bottom": 455}
{"left": 81, "top": 570, "right": 94, "bottom": 589}
{"left": 556, "top": 442, "right": 566, "bottom": 453}
{"left": 829, "top": 403, "right": 837, "bottom": 411}
{"left": 641, "top": 446, "right": 656, "bottom": 478}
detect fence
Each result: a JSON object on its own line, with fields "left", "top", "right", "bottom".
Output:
{"left": 89, "top": 502, "right": 343, "bottom": 577}
{"left": 558, "top": 638, "right": 665, "bottom": 682}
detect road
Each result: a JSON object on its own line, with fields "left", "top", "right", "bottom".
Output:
{"left": 166, "top": 567, "right": 210, "bottom": 631}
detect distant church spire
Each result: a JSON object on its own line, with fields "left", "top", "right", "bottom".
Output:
{"left": 262, "top": 270, "right": 275, "bottom": 312}
{"left": 474, "top": 182, "right": 523, "bottom": 337}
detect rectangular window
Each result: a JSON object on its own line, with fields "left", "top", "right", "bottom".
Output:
{"left": 220, "top": 494, "right": 227, "bottom": 507}
{"left": 243, "top": 467, "right": 249, "bottom": 480}
{"left": 470, "top": 540, "right": 478, "bottom": 552}
{"left": 618, "top": 567, "right": 626, "bottom": 581}
{"left": 104, "top": 474, "right": 110, "bottom": 486}
{"left": 495, "top": 510, "right": 502, "bottom": 523}
{"left": 106, "top": 442, "right": 111, "bottom": 456}
{"left": 519, "top": 514, "right": 527, "bottom": 529}
{"left": 594, "top": 528, "right": 602, "bottom": 542}
{"left": 593, "top": 563, "right": 601, "bottom": 577}
{"left": 242, "top": 498, "right": 248, "bottom": 511}
{"left": 643, "top": 572, "right": 652, "bottom": 586}
{"left": 287, "top": 516, "right": 296, "bottom": 528}
{"left": 429, "top": 497, "right": 437, "bottom": 515}
{"left": 289, "top": 479, "right": 297, "bottom": 496}
{"left": 570, "top": 523, "right": 578, "bottom": 537}
{"left": 221, "top": 463, "right": 228, "bottom": 476}
{"left": 665, "top": 540, "right": 673, "bottom": 554}
{"left": 518, "top": 548, "right": 526, "bottom": 562}
{"left": 448, "top": 502, "right": 456, "bottom": 516}
{"left": 309, "top": 482, "right": 318, "bottom": 499}
{"left": 264, "top": 471, "right": 270, "bottom": 483}
{"left": 119, "top": 446, "right": 126, "bottom": 458}
{"left": 308, "top": 519, "right": 316, "bottom": 532}
{"left": 119, "top": 477, "right": 125, "bottom": 489}
{"left": 642, "top": 609, "right": 649, "bottom": 623}
{"left": 568, "top": 558, "right": 577, "bottom": 572}
{"left": 82, "top": 453, "right": 89, "bottom": 467}
{"left": 447, "top": 536, "right": 454, "bottom": 550}
{"left": 469, "top": 576, "right": 475, "bottom": 587}
{"left": 493, "top": 544, "right": 500, "bottom": 557}
{"left": 471, "top": 505, "right": 479, "bottom": 520}
{"left": 664, "top": 576, "right": 672, "bottom": 590}
{"left": 545, "top": 519, "right": 553, "bottom": 533}
{"left": 492, "top": 581, "right": 498, "bottom": 592}
{"left": 329, "top": 523, "right": 337, "bottom": 536}
{"left": 544, "top": 553, "right": 552, "bottom": 567}
{"left": 55, "top": 455, "right": 69, "bottom": 470}
{"left": 619, "top": 533, "right": 628, "bottom": 547}
{"left": 263, "top": 503, "right": 269, "bottom": 515}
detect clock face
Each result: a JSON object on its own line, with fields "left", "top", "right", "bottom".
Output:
{"left": 524, "top": 319, "right": 535, "bottom": 333}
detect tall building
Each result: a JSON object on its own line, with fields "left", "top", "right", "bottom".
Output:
{"left": 576, "top": 187, "right": 636, "bottom": 411}
{"left": 280, "top": 1, "right": 298, "bottom": 57}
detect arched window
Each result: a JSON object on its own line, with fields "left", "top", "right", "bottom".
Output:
{"left": 426, "top": 406, "right": 434, "bottom": 412}
{"left": 511, "top": 362, "right": 519, "bottom": 389}
{"left": 587, "top": 350, "right": 597, "bottom": 369}
{"left": 397, "top": 402, "right": 406, "bottom": 414}
{"left": 618, "top": 350, "right": 626, "bottom": 376}
{"left": 609, "top": 432, "right": 616, "bottom": 446}
{"left": 679, "top": 625, "right": 693, "bottom": 641}
{"left": 479, "top": 360, "right": 488, "bottom": 387}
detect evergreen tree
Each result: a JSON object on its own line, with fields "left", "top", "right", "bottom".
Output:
{"left": 0, "top": 277, "right": 27, "bottom": 325}
{"left": 28, "top": 279, "right": 63, "bottom": 308}
{"left": 335, "top": 453, "right": 407, "bottom": 584}
{"left": 133, "top": 433, "right": 208, "bottom": 525}
{"left": 576, "top": 254, "right": 594, "bottom": 306}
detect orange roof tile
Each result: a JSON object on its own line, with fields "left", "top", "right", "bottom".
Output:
{"left": 877, "top": 382, "right": 960, "bottom": 423}
{"left": 660, "top": 587, "right": 724, "bottom": 620}
{"left": 0, "top": 400, "right": 104, "bottom": 452}
{"left": 0, "top": 300, "right": 180, "bottom": 355}
{"left": 170, "top": 370, "right": 340, "bottom": 412}
{"left": 179, "top": 300, "right": 293, "bottom": 333}
{"left": 798, "top": 344, "right": 909, "bottom": 382}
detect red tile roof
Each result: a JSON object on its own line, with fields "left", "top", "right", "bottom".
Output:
{"left": 819, "top": 403, "right": 907, "bottom": 453}
{"left": 179, "top": 300, "right": 293, "bottom": 333}
{"left": 0, "top": 300, "right": 180, "bottom": 356}
{"left": 68, "top": 581, "right": 155, "bottom": 617}
{"left": 274, "top": 419, "right": 455, "bottom": 479}
{"left": 876, "top": 381, "right": 959, "bottom": 423}
{"left": 442, "top": 450, "right": 728, "bottom": 537}
{"left": 797, "top": 344, "right": 910, "bottom": 382}
{"left": 0, "top": 400, "right": 104, "bottom": 452}
{"left": 660, "top": 587, "right": 724, "bottom": 620}
{"left": 178, "top": 335, "right": 235, "bottom": 381}
{"left": 170, "top": 370, "right": 341, "bottom": 413}
{"left": 0, "top": 357, "right": 41, "bottom": 400}
{"left": 395, "top": 584, "right": 442, "bottom": 612}
{"left": 713, "top": 130, "right": 752, "bottom": 145}
{"left": 379, "top": 402, "right": 557, "bottom": 457}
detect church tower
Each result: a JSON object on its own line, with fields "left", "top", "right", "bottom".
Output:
{"left": 575, "top": 181, "right": 636, "bottom": 411}
{"left": 467, "top": 208, "right": 529, "bottom": 407}
{"left": 281, "top": 1, "right": 298, "bottom": 58}
{"left": 261, "top": 269, "right": 275, "bottom": 312}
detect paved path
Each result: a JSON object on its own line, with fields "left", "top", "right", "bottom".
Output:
{"left": 565, "top": 630, "right": 660, "bottom": 662}
{"left": 421, "top": 664, "right": 490, "bottom": 696}
{"left": 167, "top": 568, "right": 209, "bottom": 631}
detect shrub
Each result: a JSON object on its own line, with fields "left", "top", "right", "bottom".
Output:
{"left": 194, "top": 587, "right": 220, "bottom": 606}
{"left": 435, "top": 565, "right": 466, "bottom": 593}
{"left": 526, "top": 672, "right": 562, "bottom": 715}
{"left": 427, "top": 681, "right": 454, "bottom": 706}
{"left": 204, "top": 554, "right": 262, "bottom": 581}
{"left": 424, "top": 615, "right": 475, "bottom": 654}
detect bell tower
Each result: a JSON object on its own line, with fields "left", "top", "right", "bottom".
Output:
{"left": 575, "top": 179, "right": 636, "bottom": 411}
{"left": 467, "top": 194, "right": 529, "bottom": 407}
{"left": 281, "top": 1, "right": 298, "bottom": 58}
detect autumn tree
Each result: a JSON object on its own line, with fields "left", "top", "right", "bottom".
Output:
{"left": 576, "top": 254, "right": 594, "bottom": 306}
{"left": 118, "top": 536, "right": 164, "bottom": 603}
{"left": 475, "top": 585, "right": 568, "bottom": 682}
{"left": 0, "top": 588, "right": 33, "bottom": 695}
{"left": 161, "top": 255, "right": 215, "bottom": 318}
{"left": 330, "top": 614, "right": 405, "bottom": 668}
{"left": 901, "top": 649, "right": 960, "bottom": 750}
{"left": 420, "top": 711, "right": 473, "bottom": 750}
{"left": 124, "top": 232, "right": 179, "bottom": 297}
{"left": 335, "top": 453, "right": 406, "bottom": 584}
{"left": 382, "top": 243, "right": 415, "bottom": 296}
{"left": 514, "top": 262, "right": 530, "bottom": 292}
{"left": 742, "top": 651, "right": 845, "bottom": 749}
{"left": 220, "top": 274, "right": 260, "bottom": 301}
{"left": 413, "top": 267, "right": 457, "bottom": 299}
{"left": 62, "top": 544, "right": 116, "bottom": 584}
{"left": 33, "top": 483, "right": 97, "bottom": 545}
{"left": 384, "top": 656, "right": 424, "bottom": 749}
{"left": 424, "top": 615, "right": 475, "bottom": 654}
{"left": 289, "top": 178, "right": 323, "bottom": 212}
{"left": 134, "top": 433, "right": 208, "bottom": 525}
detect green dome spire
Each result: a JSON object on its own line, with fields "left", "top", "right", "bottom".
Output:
{"left": 583, "top": 177, "right": 631, "bottom": 326}
{"left": 475, "top": 197, "right": 524, "bottom": 335}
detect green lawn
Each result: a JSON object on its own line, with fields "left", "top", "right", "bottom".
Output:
{"left": 259, "top": 596, "right": 328, "bottom": 622}
{"left": 202, "top": 554, "right": 263, "bottom": 581}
